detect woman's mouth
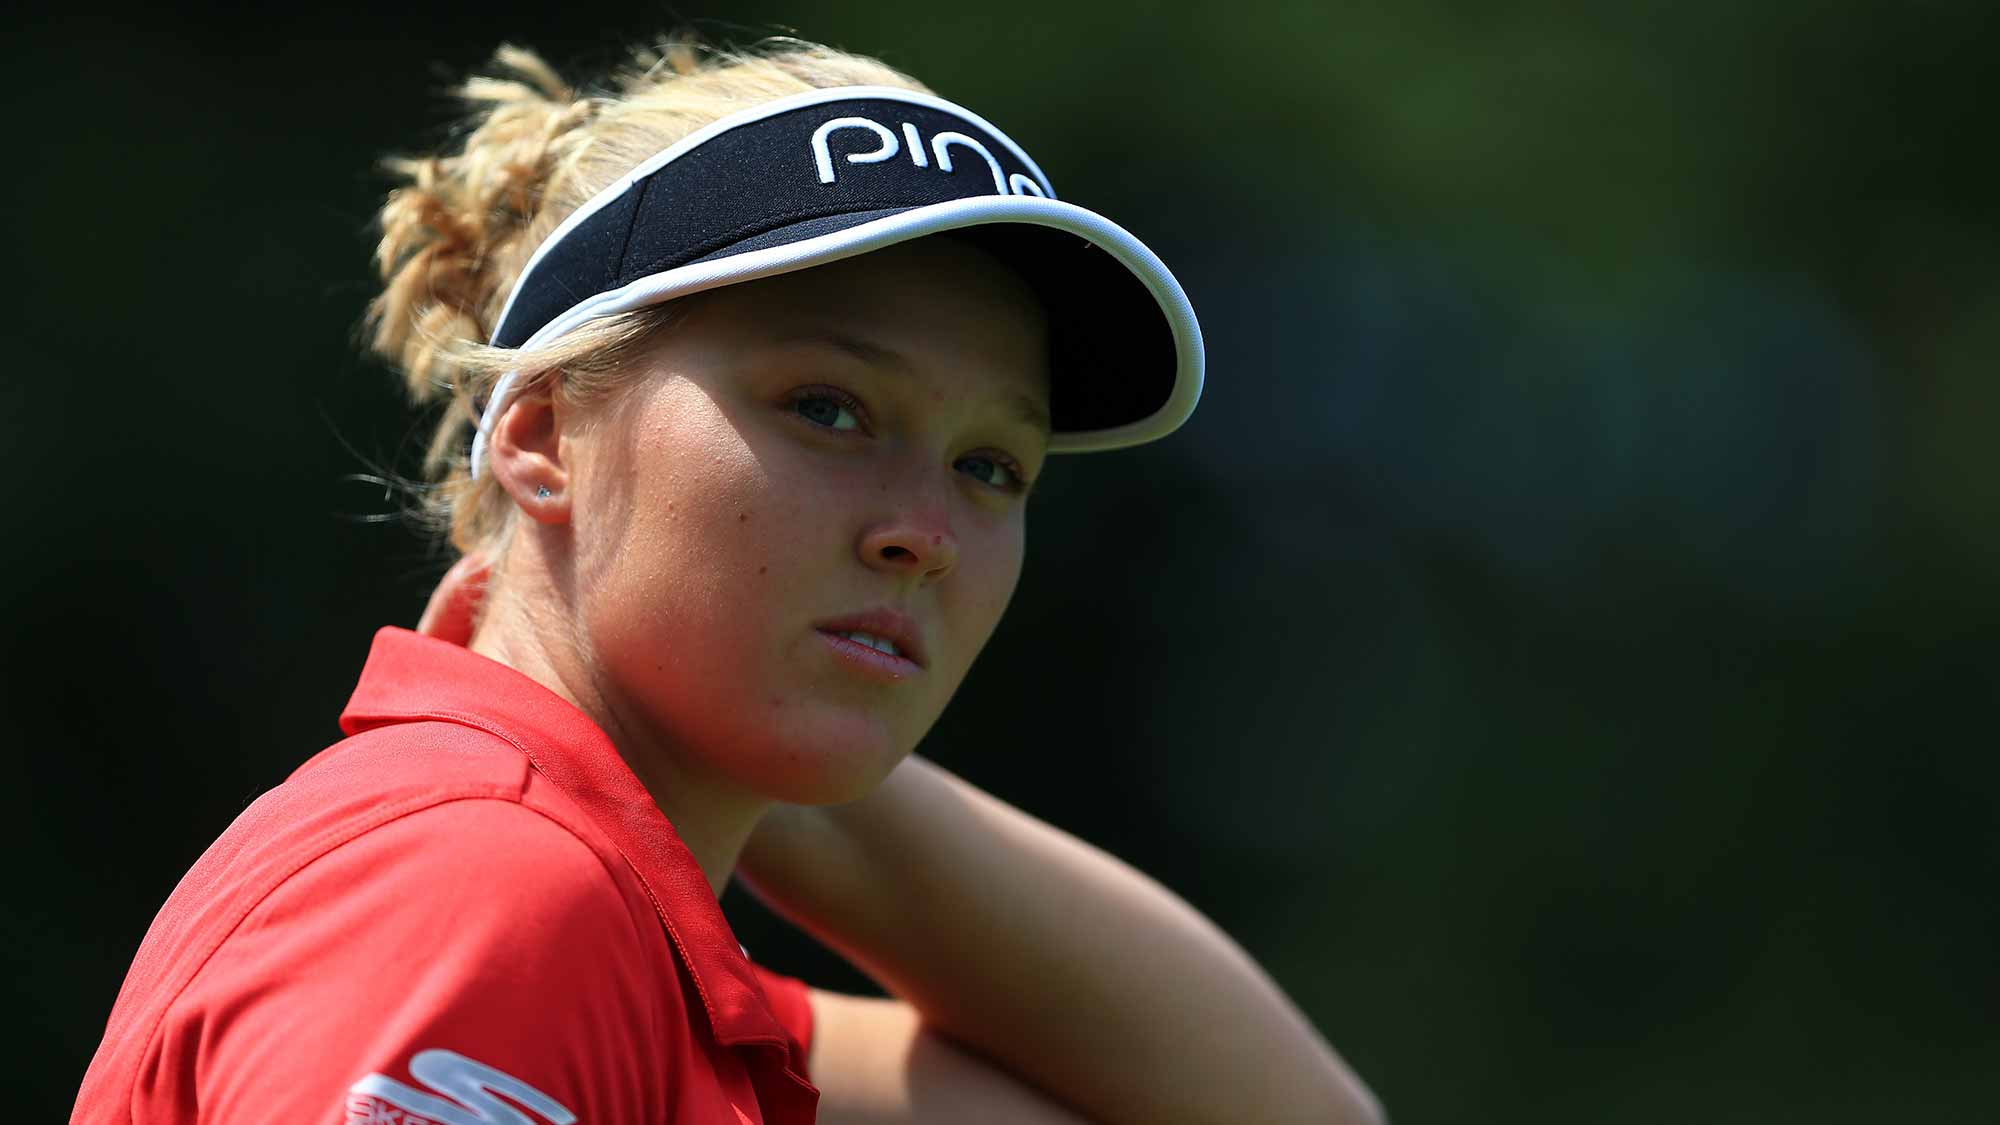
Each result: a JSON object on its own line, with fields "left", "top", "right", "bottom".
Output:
{"left": 814, "top": 610, "right": 926, "bottom": 680}
{"left": 832, "top": 629, "right": 904, "bottom": 658}
{"left": 817, "top": 629, "right": 923, "bottom": 680}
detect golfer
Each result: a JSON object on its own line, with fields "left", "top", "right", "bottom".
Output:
{"left": 73, "top": 34, "right": 1382, "bottom": 1125}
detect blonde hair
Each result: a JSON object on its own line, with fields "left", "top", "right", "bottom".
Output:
{"left": 365, "top": 35, "right": 929, "bottom": 555}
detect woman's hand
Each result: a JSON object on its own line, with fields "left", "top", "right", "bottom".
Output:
{"left": 414, "top": 553, "right": 493, "bottom": 645}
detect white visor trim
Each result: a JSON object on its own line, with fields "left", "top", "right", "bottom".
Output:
{"left": 468, "top": 87, "right": 1201, "bottom": 477}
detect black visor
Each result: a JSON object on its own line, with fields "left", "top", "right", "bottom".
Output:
{"left": 473, "top": 87, "right": 1202, "bottom": 475}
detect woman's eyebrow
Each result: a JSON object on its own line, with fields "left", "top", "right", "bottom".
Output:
{"left": 771, "top": 328, "right": 907, "bottom": 370}
{"left": 771, "top": 328, "right": 1051, "bottom": 435}
{"left": 1004, "top": 391, "right": 1051, "bottom": 436}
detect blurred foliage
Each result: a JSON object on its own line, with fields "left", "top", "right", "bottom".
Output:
{"left": 5, "top": 1, "right": 1995, "bottom": 1120}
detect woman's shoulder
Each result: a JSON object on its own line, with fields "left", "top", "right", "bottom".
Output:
{"left": 181, "top": 722, "right": 548, "bottom": 907}
{"left": 287, "top": 714, "right": 537, "bottom": 805}
{"left": 79, "top": 729, "right": 683, "bottom": 1125}
{"left": 124, "top": 723, "right": 656, "bottom": 1001}
{"left": 222, "top": 720, "right": 644, "bottom": 931}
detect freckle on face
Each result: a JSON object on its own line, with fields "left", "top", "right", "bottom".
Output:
{"left": 575, "top": 235, "right": 1045, "bottom": 806}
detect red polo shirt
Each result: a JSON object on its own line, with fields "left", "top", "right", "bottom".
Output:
{"left": 74, "top": 627, "right": 819, "bottom": 1124}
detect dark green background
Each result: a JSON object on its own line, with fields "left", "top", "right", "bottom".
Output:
{"left": 8, "top": 2, "right": 1995, "bottom": 1120}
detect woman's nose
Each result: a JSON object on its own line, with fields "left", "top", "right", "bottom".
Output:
{"left": 858, "top": 516, "right": 959, "bottom": 584}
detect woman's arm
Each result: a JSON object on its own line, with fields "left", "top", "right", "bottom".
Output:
{"left": 415, "top": 558, "right": 1379, "bottom": 1122}
{"left": 806, "top": 989, "right": 1093, "bottom": 1125}
{"left": 738, "top": 756, "right": 1384, "bottom": 1125}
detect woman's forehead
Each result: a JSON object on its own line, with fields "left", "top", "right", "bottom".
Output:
{"left": 682, "top": 242, "right": 1052, "bottom": 394}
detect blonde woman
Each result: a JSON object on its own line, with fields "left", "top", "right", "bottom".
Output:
{"left": 74, "top": 35, "right": 1381, "bottom": 1125}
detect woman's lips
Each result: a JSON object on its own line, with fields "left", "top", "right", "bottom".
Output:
{"left": 817, "top": 629, "right": 923, "bottom": 680}
{"left": 813, "top": 608, "right": 926, "bottom": 668}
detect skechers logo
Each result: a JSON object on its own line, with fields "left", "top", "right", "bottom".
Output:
{"left": 811, "top": 116, "right": 1048, "bottom": 198}
{"left": 346, "top": 1048, "right": 576, "bottom": 1125}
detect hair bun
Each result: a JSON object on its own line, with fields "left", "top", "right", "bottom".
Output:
{"left": 359, "top": 34, "right": 926, "bottom": 554}
{"left": 368, "top": 46, "right": 597, "bottom": 410}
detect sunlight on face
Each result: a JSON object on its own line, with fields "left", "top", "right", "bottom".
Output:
{"left": 566, "top": 235, "right": 1052, "bottom": 805}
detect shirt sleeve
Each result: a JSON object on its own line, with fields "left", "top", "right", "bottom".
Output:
{"left": 143, "top": 799, "right": 675, "bottom": 1125}
{"left": 745, "top": 961, "right": 815, "bottom": 1074}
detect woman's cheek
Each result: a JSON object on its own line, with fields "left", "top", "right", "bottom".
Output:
{"left": 946, "top": 524, "right": 1026, "bottom": 673}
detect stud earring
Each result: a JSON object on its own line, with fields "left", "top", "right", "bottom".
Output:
{"left": 536, "top": 485, "right": 552, "bottom": 500}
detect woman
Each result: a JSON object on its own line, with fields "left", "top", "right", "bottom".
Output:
{"left": 73, "top": 35, "right": 1381, "bottom": 1125}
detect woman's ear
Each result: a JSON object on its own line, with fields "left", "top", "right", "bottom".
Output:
{"left": 487, "top": 385, "right": 573, "bottom": 525}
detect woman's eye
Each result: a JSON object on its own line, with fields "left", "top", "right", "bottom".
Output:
{"left": 793, "top": 392, "right": 861, "bottom": 431}
{"left": 955, "top": 454, "right": 1022, "bottom": 491}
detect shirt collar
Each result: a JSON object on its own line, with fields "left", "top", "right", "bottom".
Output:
{"left": 337, "top": 626, "right": 792, "bottom": 1052}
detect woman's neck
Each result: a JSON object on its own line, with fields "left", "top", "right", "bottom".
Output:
{"left": 468, "top": 553, "right": 769, "bottom": 900}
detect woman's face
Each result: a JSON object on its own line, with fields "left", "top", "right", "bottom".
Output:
{"left": 561, "top": 236, "right": 1051, "bottom": 805}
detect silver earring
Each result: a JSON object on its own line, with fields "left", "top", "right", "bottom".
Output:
{"left": 536, "top": 485, "right": 552, "bottom": 499}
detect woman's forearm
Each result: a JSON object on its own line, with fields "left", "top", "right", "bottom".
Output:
{"left": 736, "top": 755, "right": 1383, "bottom": 1125}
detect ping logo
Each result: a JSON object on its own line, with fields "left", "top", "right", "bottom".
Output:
{"left": 811, "top": 116, "right": 1048, "bottom": 198}
{"left": 346, "top": 1048, "right": 576, "bottom": 1125}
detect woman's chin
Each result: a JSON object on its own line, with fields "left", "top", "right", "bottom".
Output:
{"left": 737, "top": 715, "right": 919, "bottom": 806}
